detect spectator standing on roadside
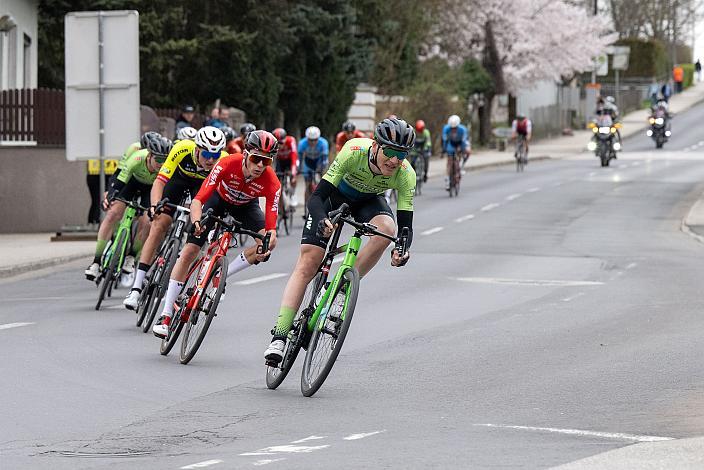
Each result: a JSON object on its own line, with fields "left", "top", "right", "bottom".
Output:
{"left": 696, "top": 59, "right": 702, "bottom": 82}
{"left": 673, "top": 65, "right": 684, "bottom": 94}
{"left": 175, "top": 105, "right": 195, "bottom": 133}
{"left": 204, "top": 107, "right": 225, "bottom": 128}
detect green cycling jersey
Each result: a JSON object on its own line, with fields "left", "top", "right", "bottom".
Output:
{"left": 323, "top": 137, "right": 415, "bottom": 211}
{"left": 116, "top": 148, "right": 158, "bottom": 185}
{"left": 415, "top": 128, "right": 432, "bottom": 152}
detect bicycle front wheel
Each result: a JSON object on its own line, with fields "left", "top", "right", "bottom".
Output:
{"left": 301, "top": 267, "right": 360, "bottom": 397}
{"left": 266, "top": 272, "right": 325, "bottom": 390}
{"left": 179, "top": 257, "right": 227, "bottom": 364}
{"left": 96, "top": 231, "right": 126, "bottom": 310}
{"left": 142, "top": 240, "right": 178, "bottom": 332}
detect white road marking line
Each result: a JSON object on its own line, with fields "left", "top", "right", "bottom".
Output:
{"left": 253, "top": 459, "right": 286, "bottom": 466}
{"left": 631, "top": 161, "right": 642, "bottom": 166}
{"left": 240, "top": 444, "right": 330, "bottom": 456}
{"left": 4, "top": 296, "right": 69, "bottom": 302}
{"left": 474, "top": 424, "right": 673, "bottom": 442}
{"left": 181, "top": 460, "right": 224, "bottom": 469}
{"left": 626, "top": 262, "right": 637, "bottom": 270}
{"left": 421, "top": 227, "right": 444, "bottom": 236}
{"left": 453, "top": 277, "right": 603, "bottom": 287}
{"left": 561, "top": 292, "right": 585, "bottom": 302}
{"left": 588, "top": 172, "right": 597, "bottom": 177}
{"left": 104, "top": 304, "right": 124, "bottom": 310}
{"left": 291, "top": 436, "right": 326, "bottom": 444}
{"left": 233, "top": 273, "right": 288, "bottom": 286}
{"left": 552, "top": 182, "right": 563, "bottom": 187}
{"left": 343, "top": 430, "right": 387, "bottom": 441}
{"left": 454, "top": 214, "right": 475, "bottom": 223}
{"left": 480, "top": 203, "right": 501, "bottom": 212}
{"left": 506, "top": 193, "right": 522, "bottom": 201}
{"left": 0, "top": 322, "right": 36, "bottom": 331}
{"left": 526, "top": 187, "right": 541, "bottom": 193}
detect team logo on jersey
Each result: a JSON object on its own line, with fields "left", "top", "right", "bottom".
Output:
{"left": 207, "top": 165, "right": 222, "bottom": 185}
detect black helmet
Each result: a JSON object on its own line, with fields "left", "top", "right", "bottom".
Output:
{"left": 374, "top": 117, "right": 415, "bottom": 150}
{"left": 146, "top": 136, "right": 173, "bottom": 162}
{"left": 342, "top": 120, "right": 356, "bottom": 132}
{"left": 140, "top": 131, "right": 161, "bottom": 149}
{"left": 240, "top": 123, "right": 256, "bottom": 137}
{"left": 245, "top": 130, "right": 279, "bottom": 156}
{"left": 221, "top": 126, "right": 236, "bottom": 141}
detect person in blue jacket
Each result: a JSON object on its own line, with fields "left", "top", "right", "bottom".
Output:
{"left": 298, "top": 126, "right": 330, "bottom": 212}
{"left": 442, "top": 115, "right": 470, "bottom": 190}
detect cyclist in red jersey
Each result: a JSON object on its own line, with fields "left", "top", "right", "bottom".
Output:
{"left": 230, "top": 122, "right": 256, "bottom": 156}
{"left": 272, "top": 127, "right": 298, "bottom": 186}
{"left": 335, "top": 120, "right": 367, "bottom": 153}
{"left": 153, "top": 130, "right": 282, "bottom": 338}
{"left": 223, "top": 126, "right": 241, "bottom": 154}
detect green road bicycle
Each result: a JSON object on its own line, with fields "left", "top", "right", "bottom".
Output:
{"left": 409, "top": 149, "right": 425, "bottom": 196}
{"left": 266, "top": 203, "right": 409, "bottom": 397}
{"left": 95, "top": 197, "right": 147, "bottom": 310}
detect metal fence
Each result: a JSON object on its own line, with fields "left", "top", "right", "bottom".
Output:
{"left": 0, "top": 88, "right": 65, "bottom": 145}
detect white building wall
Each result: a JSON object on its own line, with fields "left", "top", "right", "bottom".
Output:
{"left": 347, "top": 83, "right": 377, "bottom": 135}
{"left": 0, "top": 0, "right": 38, "bottom": 90}
{"left": 516, "top": 80, "right": 558, "bottom": 117}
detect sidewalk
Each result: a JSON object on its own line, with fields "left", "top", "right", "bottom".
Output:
{"left": 3, "top": 82, "right": 704, "bottom": 279}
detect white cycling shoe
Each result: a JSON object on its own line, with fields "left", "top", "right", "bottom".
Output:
{"left": 152, "top": 315, "right": 171, "bottom": 339}
{"left": 85, "top": 263, "right": 100, "bottom": 281}
{"left": 264, "top": 339, "right": 285, "bottom": 364}
{"left": 122, "top": 255, "right": 135, "bottom": 273}
{"left": 123, "top": 289, "right": 140, "bottom": 311}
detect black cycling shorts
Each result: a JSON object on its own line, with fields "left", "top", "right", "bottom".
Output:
{"left": 161, "top": 172, "right": 203, "bottom": 216}
{"left": 117, "top": 179, "right": 151, "bottom": 208}
{"left": 275, "top": 158, "right": 294, "bottom": 174}
{"left": 301, "top": 192, "right": 394, "bottom": 249}
{"left": 186, "top": 192, "right": 265, "bottom": 247}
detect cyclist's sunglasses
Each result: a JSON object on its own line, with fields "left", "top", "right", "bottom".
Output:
{"left": 152, "top": 154, "right": 168, "bottom": 163}
{"left": 248, "top": 153, "right": 273, "bottom": 166}
{"left": 381, "top": 146, "right": 408, "bottom": 161}
{"left": 199, "top": 148, "right": 221, "bottom": 160}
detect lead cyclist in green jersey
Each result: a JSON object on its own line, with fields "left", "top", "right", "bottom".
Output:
{"left": 265, "top": 117, "right": 416, "bottom": 363}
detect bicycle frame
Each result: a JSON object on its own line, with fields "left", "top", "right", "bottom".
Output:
{"left": 101, "top": 204, "right": 138, "bottom": 274}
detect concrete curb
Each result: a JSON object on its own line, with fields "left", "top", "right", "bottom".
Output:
{"left": 0, "top": 252, "right": 92, "bottom": 279}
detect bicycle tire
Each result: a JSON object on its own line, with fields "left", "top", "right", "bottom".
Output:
{"left": 179, "top": 257, "right": 226, "bottom": 364}
{"left": 301, "top": 267, "right": 360, "bottom": 397}
{"left": 415, "top": 157, "right": 424, "bottom": 196}
{"left": 142, "top": 240, "right": 178, "bottom": 332}
{"left": 266, "top": 272, "right": 325, "bottom": 390}
{"left": 96, "top": 230, "right": 126, "bottom": 310}
{"left": 160, "top": 260, "right": 199, "bottom": 356}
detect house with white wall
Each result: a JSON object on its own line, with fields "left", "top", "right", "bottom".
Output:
{"left": 0, "top": 0, "right": 38, "bottom": 90}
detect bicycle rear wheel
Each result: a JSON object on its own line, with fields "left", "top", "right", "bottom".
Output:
{"left": 266, "top": 272, "right": 325, "bottom": 390}
{"left": 415, "top": 157, "right": 424, "bottom": 196}
{"left": 160, "top": 261, "right": 199, "bottom": 356}
{"left": 142, "top": 240, "right": 178, "bottom": 332}
{"left": 301, "top": 267, "right": 359, "bottom": 397}
{"left": 179, "top": 257, "right": 226, "bottom": 364}
{"left": 96, "top": 231, "right": 126, "bottom": 310}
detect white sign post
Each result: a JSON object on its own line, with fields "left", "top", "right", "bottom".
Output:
{"left": 609, "top": 46, "right": 631, "bottom": 108}
{"left": 65, "top": 10, "right": 140, "bottom": 208}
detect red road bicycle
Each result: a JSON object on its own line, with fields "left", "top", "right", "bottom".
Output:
{"left": 159, "top": 209, "right": 271, "bottom": 364}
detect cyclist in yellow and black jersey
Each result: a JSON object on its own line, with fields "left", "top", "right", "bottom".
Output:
{"left": 123, "top": 126, "right": 228, "bottom": 309}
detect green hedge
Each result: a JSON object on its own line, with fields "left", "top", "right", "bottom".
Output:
{"left": 682, "top": 63, "right": 695, "bottom": 88}
{"left": 613, "top": 38, "right": 669, "bottom": 78}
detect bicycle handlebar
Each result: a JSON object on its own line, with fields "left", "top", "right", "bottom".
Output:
{"left": 154, "top": 197, "right": 191, "bottom": 216}
{"left": 112, "top": 197, "right": 150, "bottom": 213}
{"left": 199, "top": 209, "right": 270, "bottom": 254}
{"left": 326, "top": 203, "right": 410, "bottom": 255}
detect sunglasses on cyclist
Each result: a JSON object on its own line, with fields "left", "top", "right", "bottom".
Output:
{"left": 199, "top": 149, "right": 221, "bottom": 160}
{"left": 248, "top": 153, "right": 273, "bottom": 166}
{"left": 381, "top": 146, "right": 408, "bottom": 161}
{"left": 152, "top": 154, "right": 168, "bottom": 163}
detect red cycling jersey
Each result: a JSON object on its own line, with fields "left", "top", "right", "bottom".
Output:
{"left": 276, "top": 135, "right": 298, "bottom": 173}
{"left": 335, "top": 130, "right": 367, "bottom": 152}
{"left": 195, "top": 154, "right": 281, "bottom": 230}
{"left": 226, "top": 140, "right": 242, "bottom": 155}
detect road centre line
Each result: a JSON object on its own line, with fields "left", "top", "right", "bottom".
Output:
{"left": 180, "top": 459, "right": 223, "bottom": 469}
{"left": 291, "top": 436, "right": 326, "bottom": 444}
{"left": 233, "top": 273, "right": 288, "bottom": 286}
{"left": 480, "top": 203, "right": 501, "bottom": 212}
{"left": 454, "top": 214, "right": 475, "bottom": 223}
{"left": 0, "top": 322, "right": 36, "bottom": 331}
{"left": 344, "top": 430, "right": 387, "bottom": 440}
{"left": 526, "top": 187, "right": 541, "bottom": 193}
{"left": 240, "top": 444, "right": 330, "bottom": 456}
{"left": 505, "top": 193, "right": 522, "bottom": 201}
{"left": 561, "top": 292, "right": 585, "bottom": 302}
{"left": 474, "top": 424, "right": 673, "bottom": 442}
{"left": 421, "top": 227, "right": 444, "bottom": 236}
{"left": 253, "top": 459, "right": 286, "bottom": 466}
{"left": 453, "top": 277, "right": 603, "bottom": 287}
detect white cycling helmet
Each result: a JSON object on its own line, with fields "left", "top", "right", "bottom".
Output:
{"left": 176, "top": 126, "right": 197, "bottom": 141}
{"left": 195, "top": 126, "right": 226, "bottom": 153}
{"left": 305, "top": 126, "right": 321, "bottom": 140}
{"left": 448, "top": 115, "right": 461, "bottom": 128}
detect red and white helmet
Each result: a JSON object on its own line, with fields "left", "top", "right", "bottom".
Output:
{"left": 195, "top": 126, "right": 226, "bottom": 153}
{"left": 245, "top": 130, "right": 279, "bottom": 157}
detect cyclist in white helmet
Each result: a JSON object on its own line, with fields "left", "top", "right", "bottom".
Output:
{"left": 176, "top": 126, "right": 197, "bottom": 142}
{"left": 298, "top": 126, "right": 330, "bottom": 213}
{"left": 441, "top": 115, "right": 470, "bottom": 190}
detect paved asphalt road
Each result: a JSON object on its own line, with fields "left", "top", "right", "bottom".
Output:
{"left": 3, "top": 105, "right": 704, "bottom": 469}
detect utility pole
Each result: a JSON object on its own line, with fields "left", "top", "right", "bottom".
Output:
{"left": 591, "top": 0, "right": 598, "bottom": 84}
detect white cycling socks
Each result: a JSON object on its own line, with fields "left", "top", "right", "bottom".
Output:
{"left": 161, "top": 279, "right": 184, "bottom": 317}
{"left": 131, "top": 268, "right": 147, "bottom": 291}
{"left": 227, "top": 251, "right": 251, "bottom": 278}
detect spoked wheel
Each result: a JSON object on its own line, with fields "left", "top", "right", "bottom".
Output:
{"left": 414, "top": 157, "right": 424, "bottom": 196}
{"left": 142, "top": 241, "right": 177, "bottom": 332}
{"left": 278, "top": 196, "right": 290, "bottom": 236}
{"left": 96, "top": 231, "right": 125, "bottom": 310}
{"left": 266, "top": 272, "right": 325, "bottom": 390}
{"left": 179, "top": 258, "right": 226, "bottom": 364}
{"left": 301, "top": 268, "right": 360, "bottom": 397}
{"left": 450, "top": 159, "right": 461, "bottom": 197}
{"left": 135, "top": 283, "right": 153, "bottom": 327}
